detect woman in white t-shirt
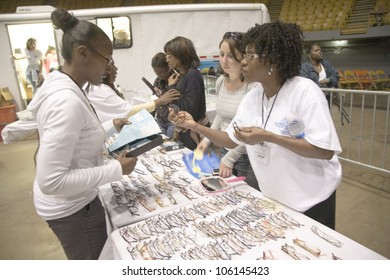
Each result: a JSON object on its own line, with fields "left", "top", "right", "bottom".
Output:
{"left": 169, "top": 22, "right": 342, "bottom": 230}
{"left": 87, "top": 62, "right": 180, "bottom": 124}
{"left": 24, "top": 38, "right": 44, "bottom": 94}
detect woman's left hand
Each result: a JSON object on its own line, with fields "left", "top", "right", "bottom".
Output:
{"left": 219, "top": 162, "right": 233, "bottom": 178}
{"left": 235, "top": 126, "right": 269, "bottom": 145}
{"left": 113, "top": 118, "right": 131, "bottom": 132}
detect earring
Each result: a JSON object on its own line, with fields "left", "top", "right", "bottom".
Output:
{"left": 268, "top": 68, "right": 273, "bottom": 75}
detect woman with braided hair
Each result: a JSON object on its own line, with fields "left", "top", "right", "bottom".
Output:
{"left": 169, "top": 22, "right": 342, "bottom": 229}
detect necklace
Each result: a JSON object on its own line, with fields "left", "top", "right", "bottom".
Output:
{"left": 261, "top": 84, "right": 283, "bottom": 130}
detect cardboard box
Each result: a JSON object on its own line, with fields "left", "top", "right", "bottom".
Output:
{"left": 0, "top": 87, "right": 14, "bottom": 107}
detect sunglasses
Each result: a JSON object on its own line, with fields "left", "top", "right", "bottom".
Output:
{"left": 223, "top": 32, "right": 243, "bottom": 41}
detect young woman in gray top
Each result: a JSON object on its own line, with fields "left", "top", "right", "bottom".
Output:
{"left": 197, "top": 32, "right": 260, "bottom": 190}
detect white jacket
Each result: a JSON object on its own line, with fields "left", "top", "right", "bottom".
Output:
{"left": 28, "top": 71, "right": 122, "bottom": 220}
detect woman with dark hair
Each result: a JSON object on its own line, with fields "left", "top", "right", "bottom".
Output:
{"left": 25, "top": 38, "right": 44, "bottom": 93}
{"left": 27, "top": 8, "right": 137, "bottom": 259}
{"left": 164, "top": 36, "right": 208, "bottom": 150}
{"left": 300, "top": 43, "right": 339, "bottom": 107}
{"left": 196, "top": 32, "right": 260, "bottom": 190}
{"left": 152, "top": 52, "right": 178, "bottom": 138}
{"left": 169, "top": 22, "right": 342, "bottom": 229}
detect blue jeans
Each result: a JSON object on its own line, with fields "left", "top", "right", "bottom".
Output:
{"left": 26, "top": 67, "right": 40, "bottom": 93}
{"left": 46, "top": 196, "right": 107, "bottom": 260}
{"left": 220, "top": 148, "right": 259, "bottom": 191}
{"left": 157, "top": 121, "right": 175, "bottom": 138}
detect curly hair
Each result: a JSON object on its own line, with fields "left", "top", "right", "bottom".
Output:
{"left": 242, "top": 22, "right": 303, "bottom": 82}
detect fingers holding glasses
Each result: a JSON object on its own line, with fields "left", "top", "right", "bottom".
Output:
{"left": 232, "top": 122, "right": 243, "bottom": 141}
{"left": 168, "top": 105, "right": 180, "bottom": 124}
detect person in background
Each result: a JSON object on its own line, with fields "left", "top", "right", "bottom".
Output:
{"left": 24, "top": 38, "right": 44, "bottom": 94}
{"left": 87, "top": 61, "right": 180, "bottom": 124}
{"left": 27, "top": 8, "right": 137, "bottom": 260}
{"left": 197, "top": 31, "right": 260, "bottom": 190}
{"left": 151, "top": 52, "right": 177, "bottom": 138}
{"left": 43, "top": 45, "right": 58, "bottom": 76}
{"left": 300, "top": 43, "right": 339, "bottom": 108}
{"left": 169, "top": 22, "right": 342, "bottom": 230}
{"left": 164, "top": 36, "right": 208, "bottom": 150}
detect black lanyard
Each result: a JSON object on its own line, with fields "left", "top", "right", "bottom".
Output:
{"left": 261, "top": 84, "right": 283, "bottom": 130}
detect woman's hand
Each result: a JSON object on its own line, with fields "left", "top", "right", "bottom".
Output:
{"left": 235, "top": 125, "right": 270, "bottom": 145}
{"left": 168, "top": 72, "right": 181, "bottom": 86}
{"left": 155, "top": 89, "right": 180, "bottom": 106}
{"left": 116, "top": 151, "right": 138, "bottom": 175}
{"left": 196, "top": 140, "right": 209, "bottom": 154}
{"left": 113, "top": 118, "right": 130, "bottom": 132}
{"left": 219, "top": 162, "right": 233, "bottom": 178}
{"left": 168, "top": 109, "right": 196, "bottom": 129}
{"left": 319, "top": 78, "right": 330, "bottom": 86}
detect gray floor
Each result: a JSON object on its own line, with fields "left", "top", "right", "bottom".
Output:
{"left": 0, "top": 137, "right": 389, "bottom": 260}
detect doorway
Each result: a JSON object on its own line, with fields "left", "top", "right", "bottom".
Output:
{"left": 8, "top": 22, "right": 58, "bottom": 107}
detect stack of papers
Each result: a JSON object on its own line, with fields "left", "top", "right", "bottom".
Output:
{"left": 108, "top": 109, "right": 161, "bottom": 152}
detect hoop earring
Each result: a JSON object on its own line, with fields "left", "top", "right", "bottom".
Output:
{"left": 268, "top": 68, "right": 273, "bottom": 76}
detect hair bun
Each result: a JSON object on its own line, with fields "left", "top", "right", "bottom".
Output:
{"left": 51, "top": 8, "right": 79, "bottom": 32}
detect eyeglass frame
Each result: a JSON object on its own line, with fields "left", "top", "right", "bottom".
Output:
{"left": 83, "top": 43, "right": 114, "bottom": 66}
{"left": 243, "top": 53, "right": 260, "bottom": 62}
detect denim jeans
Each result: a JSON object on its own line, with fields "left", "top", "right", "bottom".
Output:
{"left": 220, "top": 147, "right": 259, "bottom": 191}
{"left": 46, "top": 196, "right": 107, "bottom": 260}
{"left": 157, "top": 120, "right": 174, "bottom": 138}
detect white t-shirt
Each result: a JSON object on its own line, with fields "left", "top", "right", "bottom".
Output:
{"left": 25, "top": 48, "right": 43, "bottom": 66}
{"left": 87, "top": 84, "right": 131, "bottom": 123}
{"left": 319, "top": 64, "right": 327, "bottom": 81}
{"left": 226, "top": 76, "right": 342, "bottom": 212}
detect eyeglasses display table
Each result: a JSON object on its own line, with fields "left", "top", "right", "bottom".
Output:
{"left": 99, "top": 145, "right": 386, "bottom": 260}
{"left": 99, "top": 147, "right": 207, "bottom": 232}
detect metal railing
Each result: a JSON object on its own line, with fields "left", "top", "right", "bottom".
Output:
{"left": 324, "top": 88, "right": 390, "bottom": 174}
{"left": 203, "top": 75, "right": 217, "bottom": 95}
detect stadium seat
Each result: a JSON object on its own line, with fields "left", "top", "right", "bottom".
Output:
{"left": 376, "top": 69, "right": 390, "bottom": 89}
{"left": 353, "top": 70, "right": 374, "bottom": 90}
{"left": 344, "top": 70, "right": 363, "bottom": 90}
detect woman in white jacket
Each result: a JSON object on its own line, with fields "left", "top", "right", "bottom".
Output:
{"left": 27, "top": 8, "right": 137, "bottom": 259}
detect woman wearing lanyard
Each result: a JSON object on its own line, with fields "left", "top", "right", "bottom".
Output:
{"left": 169, "top": 22, "right": 342, "bottom": 229}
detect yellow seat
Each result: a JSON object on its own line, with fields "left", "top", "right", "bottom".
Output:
{"left": 353, "top": 70, "right": 374, "bottom": 90}
{"left": 343, "top": 70, "right": 363, "bottom": 90}
{"left": 376, "top": 70, "right": 390, "bottom": 89}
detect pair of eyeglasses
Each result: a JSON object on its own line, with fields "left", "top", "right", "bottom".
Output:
{"left": 86, "top": 44, "right": 114, "bottom": 66}
{"left": 243, "top": 53, "right": 260, "bottom": 62}
{"left": 223, "top": 32, "right": 243, "bottom": 41}
{"left": 281, "top": 243, "right": 310, "bottom": 260}
{"left": 232, "top": 121, "right": 240, "bottom": 134}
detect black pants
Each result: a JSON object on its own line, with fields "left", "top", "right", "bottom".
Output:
{"left": 46, "top": 196, "right": 107, "bottom": 260}
{"left": 303, "top": 191, "right": 336, "bottom": 230}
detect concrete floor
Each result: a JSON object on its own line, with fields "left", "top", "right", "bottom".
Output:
{"left": 0, "top": 137, "right": 389, "bottom": 260}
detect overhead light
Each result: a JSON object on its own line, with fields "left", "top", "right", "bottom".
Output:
{"left": 333, "top": 40, "right": 348, "bottom": 47}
